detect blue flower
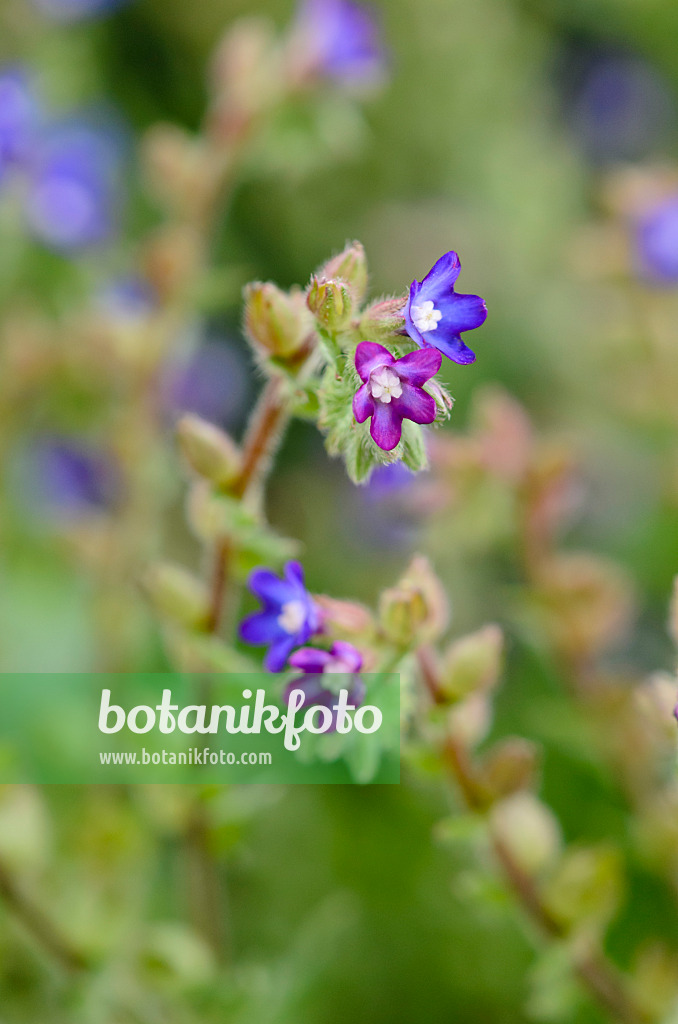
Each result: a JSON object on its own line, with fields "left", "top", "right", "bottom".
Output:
{"left": 33, "top": 0, "right": 130, "bottom": 22}
{"left": 404, "top": 251, "right": 487, "bottom": 364}
{"left": 0, "top": 68, "right": 39, "bottom": 181}
{"left": 240, "top": 561, "right": 321, "bottom": 672}
{"left": 26, "top": 438, "right": 119, "bottom": 520}
{"left": 636, "top": 195, "right": 678, "bottom": 284}
{"left": 293, "top": 0, "right": 386, "bottom": 87}
{"left": 24, "top": 122, "right": 122, "bottom": 252}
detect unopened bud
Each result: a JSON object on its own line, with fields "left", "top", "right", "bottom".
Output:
{"left": 143, "top": 563, "right": 210, "bottom": 630}
{"left": 379, "top": 556, "right": 448, "bottom": 648}
{"left": 490, "top": 792, "right": 561, "bottom": 876}
{"left": 448, "top": 693, "right": 492, "bottom": 747}
{"left": 244, "top": 282, "right": 314, "bottom": 363}
{"left": 177, "top": 415, "right": 241, "bottom": 490}
{"left": 359, "top": 296, "right": 406, "bottom": 340}
{"left": 478, "top": 738, "right": 539, "bottom": 799}
{"left": 314, "top": 594, "right": 375, "bottom": 641}
{"left": 318, "top": 242, "right": 368, "bottom": 304}
{"left": 541, "top": 846, "right": 622, "bottom": 931}
{"left": 142, "top": 125, "right": 213, "bottom": 218}
{"left": 306, "top": 276, "right": 353, "bottom": 332}
{"left": 142, "top": 225, "right": 203, "bottom": 303}
{"left": 439, "top": 625, "right": 504, "bottom": 701}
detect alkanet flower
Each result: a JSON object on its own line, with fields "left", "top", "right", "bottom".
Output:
{"left": 25, "top": 122, "right": 122, "bottom": 251}
{"left": 240, "top": 561, "right": 321, "bottom": 672}
{"left": 404, "top": 251, "right": 487, "bottom": 364}
{"left": 353, "top": 341, "right": 441, "bottom": 451}
{"left": 284, "top": 641, "right": 365, "bottom": 731}
{"left": 636, "top": 194, "right": 678, "bottom": 283}
{"left": 293, "top": 0, "right": 385, "bottom": 87}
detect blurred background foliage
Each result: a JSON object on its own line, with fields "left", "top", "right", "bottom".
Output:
{"left": 2, "top": 0, "right": 678, "bottom": 1021}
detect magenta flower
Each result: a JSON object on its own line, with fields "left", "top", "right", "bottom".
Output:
{"left": 284, "top": 641, "right": 365, "bottom": 731}
{"left": 404, "top": 251, "right": 487, "bottom": 364}
{"left": 353, "top": 341, "right": 441, "bottom": 451}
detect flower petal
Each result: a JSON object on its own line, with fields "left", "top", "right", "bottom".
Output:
{"left": 420, "top": 250, "right": 462, "bottom": 291}
{"left": 331, "top": 640, "right": 363, "bottom": 672}
{"left": 370, "top": 401, "right": 402, "bottom": 451}
{"left": 283, "top": 560, "right": 306, "bottom": 591}
{"left": 353, "top": 382, "right": 373, "bottom": 423}
{"left": 265, "top": 634, "right": 297, "bottom": 672}
{"left": 239, "top": 611, "right": 281, "bottom": 645}
{"left": 355, "top": 341, "right": 394, "bottom": 381}
{"left": 393, "top": 382, "right": 437, "bottom": 424}
{"left": 404, "top": 279, "right": 425, "bottom": 347}
{"left": 424, "top": 332, "right": 476, "bottom": 364}
{"left": 395, "top": 346, "right": 442, "bottom": 386}
{"left": 434, "top": 291, "right": 487, "bottom": 335}
{"left": 288, "top": 647, "right": 331, "bottom": 672}
{"left": 248, "top": 568, "right": 291, "bottom": 606}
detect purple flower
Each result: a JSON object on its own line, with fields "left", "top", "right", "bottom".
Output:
{"left": 404, "top": 251, "right": 487, "bottom": 364}
{"left": 636, "top": 195, "right": 678, "bottom": 284}
{"left": 33, "top": 0, "right": 130, "bottom": 22}
{"left": 353, "top": 341, "right": 441, "bottom": 451}
{"left": 240, "top": 561, "right": 321, "bottom": 672}
{"left": 284, "top": 641, "right": 365, "bottom": 731}
{"left": 24, "top": 122, "right": 122, "bottom": 252}
{"left": 294, "top": 0, "right": 386, "bottom": 87}
{"left": 26, "top": 438, "right": 119, "bottom": 519}
{"left": 161, "top": 337, "right": 252, "bottom": 431}
{"left": 0, "top": 68, "right": 39, "bottom": 180}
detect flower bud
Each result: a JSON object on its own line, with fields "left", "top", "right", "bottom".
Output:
{"left": 177, "top": 415, "right": 242, "bottom": 491}
{"left": 490, "top": 793, "right": 562, "bottom": 876}
{"left": 314, "top": 594, "right": 375, "bottom": 641}
{"left": 478, "top": 738, "right": 539, "bottom": 799}
{"left": 142, "top": 225, "right": 203, "bottom": 304}
{"left": 379, "top": 555, "right": 449, "bottom": 648}
{"left": 318, "top": 242, "right": 368, "bottom": 304}
{"left": 143, "top": 563, "right": 210, "bottom": 630}
{"left": 244, "top": 282, "right": 314, "bottom": 363}
{"left": 306, "top": 276, "right": 353, "bottom": 332}
{"left": 359, "top": 296, "right": 406, "bottom": 341}
{"left": 541, "top": 846, "right": 622, "bottom": 932}
{"left": 142, "top": 124, "right": 213, "bottom": 218}
{"left": 447, "top": 693, "right": 492, "bottom": 747}
{"left": 438, "top": 625, "right": 504, "bottom": 701}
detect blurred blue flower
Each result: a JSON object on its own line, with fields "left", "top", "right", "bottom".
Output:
{"left": 27, "top": 438, "right": 119, "bottom": 520}
{"left": 636, "top": 195, "right": 678, "bottom": 284}
{"left": 404, "top": 251, "right": 487, "bottom": 365}
{"left": 161, "top": 336, "right": 251, "bottom": 430}
{"left": 561, "top": 48, "right": 674, "bottom": 164}
{"left": 33, "top": 0, "right": 130, "bottom": 23}
{"left": 0, "top": 67, "right": 39, "bottom": 181}
{"left": 97, "top": 275, "right": 157, "bottom": 324}
{"left": 240, "top": 561, "right": 321, "bottom": 672}
{"left": 24, "top": 122, "right": 122, "bottom": 252}
{"left": 294, "top": 0, "right": 386, "bottom": 87}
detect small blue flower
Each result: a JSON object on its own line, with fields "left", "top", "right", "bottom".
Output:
{"left": 636, "top": 195, "right": 678, "bottom": 284}
{"left": 27, "top": 438, "right": 119, "bottom": 520}
{"left": 240, "top": 561, "right": 321, "bottom": 672}
{"left": 294, "top": 0, "right": 386, "bottom": 87}
{"left": 24, "top": 122, "right": 122, "bottom": 252}
{"left": 0, "top": 67, "right": 39, "bottom": 181}
{"left": 404, "top": 251, "right": 487, "bottom": 364}
{"left": 33, "top": 0, "right": 130, "bottom": 23}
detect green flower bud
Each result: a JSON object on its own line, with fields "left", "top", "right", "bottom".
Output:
{"left": 359, "top": 296, "right": 407, "bottom": 341}
{"left": 306, "top": 276, "right": 354, "bottom": 332}
{"left": 478, "top": 737, "right": 539, "bottom": 799}
{"left": 490, "top": 793, "right": 562, "bottom": 876}
{"left": 379, "top": 556, "right": 449, "bottom": 647}
{"left": 177, "top": 415, "right": 242, "bottom": 490}
{"left": 541, "top": 846, "right": 623, "bottom": 932}
{"left": 438, "top": 625, "right": 504, "bottom": 701}
{"left": 319, "top": 241, "right": 368, "bottom": 304}
{"left": 143, "top": 563, "right": 210, "bottom": 630}
{"left": 244, "top": 282, "right": 314, "bottom": 363}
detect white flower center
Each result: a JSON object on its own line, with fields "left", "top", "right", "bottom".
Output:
{"left": 411, "top": 300, "right": 442, "bottom": 333}
{"left": 368, "top": 365, "right": 402, "bottom": 404}
{"left": 278, "top": 600, "right": 307, "bottom": 635}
